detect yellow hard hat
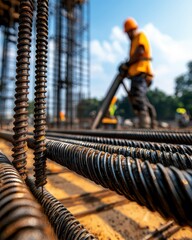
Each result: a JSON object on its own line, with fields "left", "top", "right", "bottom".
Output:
{"left": 176, "top": 108, "right": 186, "bottom": 114}
{"left": 124, "top": 18, "right": 138, "bottom": 32}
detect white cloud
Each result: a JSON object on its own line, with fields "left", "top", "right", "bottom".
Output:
{"left": 110, "top": 26, "right": 127, "bottom": 43}
{"left": 91, "top": 40, "right": 116, "bottom": 63}
{"left": 154, "top": 65, "right": 170, "bottom": 76}
{"left": 91, "top": 63, "right": 103, "bottom": 74}
{"left": 90, "top": 23, "right": 192, "bottom": 98}
{"left": 142, "top": 23, "right": 192, "bottom": 94}
{"left": 143, "top": 23, "right": 192, "bottom": 63}
{"left": 90, "top": 30, "right": 126, "bottom": 64}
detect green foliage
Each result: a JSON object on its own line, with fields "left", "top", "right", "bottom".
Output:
{"left": 77, "top": 98, "right": 101, "bottom": 118}
{"left": 28, "top": 101, "right": 34, "bottom": 115}
{"left": 147, "top": 88, "right": 179, "bottom": 120}
{"left": 174, "top": 61, "right": 192, "bottom": 115}
{"left": 116, "top": 96, "right": 134, "bottom": 119}
{"left": 175, "top": 74, "right": 186, "bottom": 97}
{"left": 76, "top": 91, "right": 180, "bottom": 121}
{"left": 76, "top": 60, "right": 192, "bottom": 121}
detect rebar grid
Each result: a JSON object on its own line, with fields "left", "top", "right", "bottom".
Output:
{"left": 47, "top": 137, "right": 192, "bottom": 170}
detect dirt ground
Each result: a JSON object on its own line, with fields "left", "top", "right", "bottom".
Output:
{"left": 0, "top": 137, "right": 192, "bottom": 240}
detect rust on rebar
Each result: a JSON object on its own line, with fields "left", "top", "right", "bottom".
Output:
{"left": 12, "top": 0, "right": 34, "bottom": 180}
{"left": 33, "top": 0, "right": 49, "bottom": 188}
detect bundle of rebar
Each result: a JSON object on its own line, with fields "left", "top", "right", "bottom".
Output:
{"left": 46, "top": 129, "right": 192, "bottom": 144}
{"left": 47, "top": 134, "right": 192, "bottom": 155}
{"left": 47, "top": 137, "right": 192, "bottom": 170}
{"left": 1, "top": 129, "right": 192, "bottom": 228}
{"left": 41, "top": 139, "right": 192, "bottom": 227}
{"left": 46, "top": 131, "right": 192, "bottom": 153}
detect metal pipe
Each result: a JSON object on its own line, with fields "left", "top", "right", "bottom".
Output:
{"left": 0, "top": 152, "right": 55, "bottom": 240}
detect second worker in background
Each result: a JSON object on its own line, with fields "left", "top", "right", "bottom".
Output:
{"left": 120, "top": 17, "right": 157, "bottom": 129}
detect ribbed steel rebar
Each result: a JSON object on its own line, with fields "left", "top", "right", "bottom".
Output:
{"left": 3, "top": 129, "right": 192, "bottom": 170}
{"left": 26, "top": 177, "right": 97, "bottom": 240}
{"left": 48, "top": 138, "right": 192, "bottom": 170}
{"left": 33, "top": 0, "right": 49, "bottom": 188}
{"left": 12, "top": 0, "right": 34, "bottom": 180}
{"left": 47, "top": 133, "right": 192, "bottom": 155}
{"left": 45, "top": 140, "right": 192, "bottom": 226}
{"left": 0, "top": 153, "right": 55, "bottom": 240}
{"left": 47, "top": 129, "right": 192, "bottom": 144}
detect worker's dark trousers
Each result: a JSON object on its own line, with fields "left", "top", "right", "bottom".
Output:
{"left": 129, "top": 74, "right": 157, "bottom": 128}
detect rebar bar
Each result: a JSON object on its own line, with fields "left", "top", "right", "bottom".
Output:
{"left": 44, "top": 140, "right": 192, "bottom": 226}
{"left": 12, "top": 0, "right": 34, "bottom": 180}
{"left": 33, "top": 0, "right": 49, "bottom": 188}
{"left": 48, "top": 138, "right": 192, "bottom": 170}
{"left": 0, "top": 153, "right": 55, "bottom": 240}
{"left": 143, "top": 221, "right": 180, "bottom": 240}
{"left": 46, "top": 132, "right": 192, "bottom": 155}
{"left": 2, "top": 130, "right": 192, "bottom": 170}
{"left": 47, "top": 129, "right": 192, "bottom": 144}
{"left": 26, "top": 177, "right": 97, "bottom": 240}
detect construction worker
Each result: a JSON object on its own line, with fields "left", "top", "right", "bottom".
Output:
{"left": 119, "top": 17, "right": 157, "bottom": 128}
{"left": 108, "top": 96, "right": 117, "bottom": 118}
{"left": 102, "top": 96, "right": 118, "bottom": 129}
{"left": 175, "top": 108, "right": 190, "bottom": 128}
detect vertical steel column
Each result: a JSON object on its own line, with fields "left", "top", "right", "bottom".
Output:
{"left": 56, "top": 1, "right": 62, "bottom": 127}
{"left": 50, "top": 0, "right": 90, "bottom": 129}
{"left": 65, "top": 7, "right": 74, "bottom": 128}
{"left": 33, "top": 0, "right": 49, "bottom": 188}
{"left": 12, "top": 0, "right": 34, "bottom": 180}
{"left": 87, "top": 0, "right": 91, "bottom": 100}
{"left": 0, "top": 27, "right": 9, "bottom": 127}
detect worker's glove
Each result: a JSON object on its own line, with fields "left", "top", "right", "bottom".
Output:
{"left": 118, "top": 62, "right": 129, "bottom": 75}
{"left": 118, "top": 62, "right": 129, "bottom": 71}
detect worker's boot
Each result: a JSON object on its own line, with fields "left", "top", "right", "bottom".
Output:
{"left": 138, "top": 111, "right": 151, "bottom": 129}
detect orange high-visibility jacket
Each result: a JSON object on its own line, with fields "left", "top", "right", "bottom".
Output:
{"left": 128, "top": 31, "right": 153, "bottom": 78}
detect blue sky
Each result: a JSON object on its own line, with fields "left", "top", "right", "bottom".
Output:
{"left": 90, "top": 0, "right": 192, "bottom": 99}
